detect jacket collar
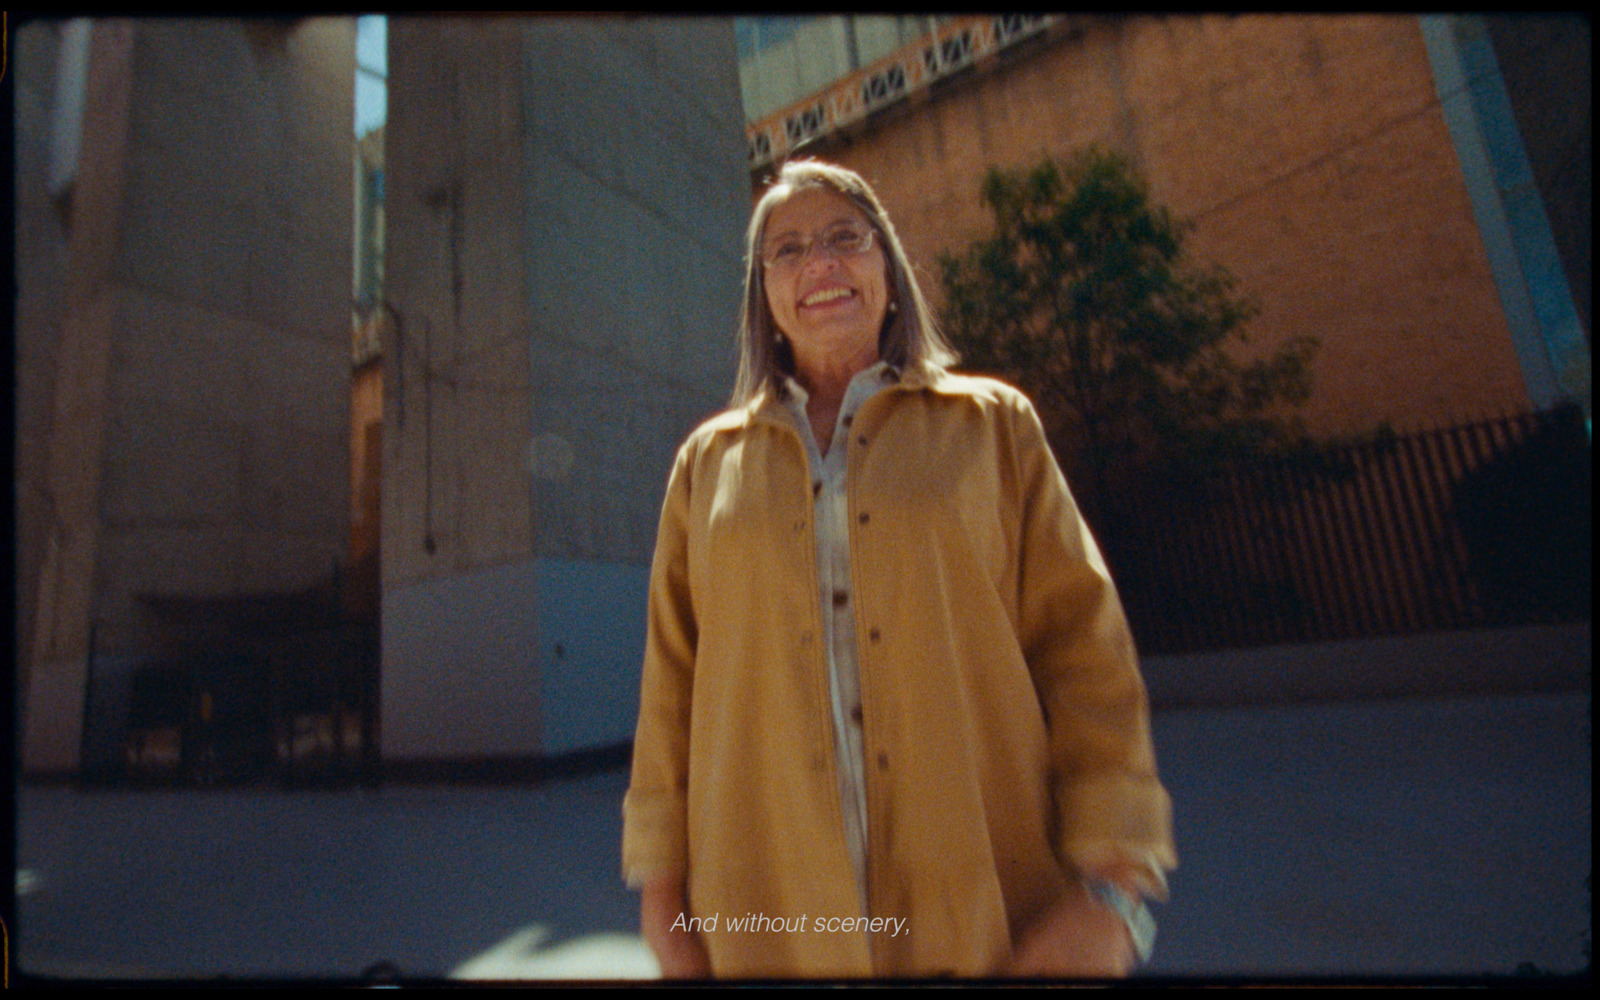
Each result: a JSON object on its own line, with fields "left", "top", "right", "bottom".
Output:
{"left": 746, "top": 359, "right": 956, "bottom": 429}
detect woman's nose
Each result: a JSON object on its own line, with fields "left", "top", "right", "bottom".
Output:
{"left": 799, "top": 246, "right": 844, "bottom": 274}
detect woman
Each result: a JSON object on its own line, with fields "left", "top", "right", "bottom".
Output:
{"left": 622, "top": 159, "right": 1174, "bottom": 979}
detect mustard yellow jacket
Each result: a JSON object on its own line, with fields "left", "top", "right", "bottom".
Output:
{"left": 622, "top": 363, "right": 1175, "bottom": 978}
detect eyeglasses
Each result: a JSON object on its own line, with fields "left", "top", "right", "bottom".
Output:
{"left": 760, "top": 223, "right": 876, "bottom": 272}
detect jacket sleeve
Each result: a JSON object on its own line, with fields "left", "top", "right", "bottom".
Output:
{"left": 621, "top": 440, "right": 699, "bottom": 888}
{"left": 1008, "top": 393, "right": 1177, "bottom": 883}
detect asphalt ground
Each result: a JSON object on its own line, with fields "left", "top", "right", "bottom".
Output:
{"left": 11, "top": 690, "right": 1590, "bottom": 984}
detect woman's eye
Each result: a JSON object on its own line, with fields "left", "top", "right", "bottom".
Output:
{"left": 825, "top": 228, "right": 865, "bottom": 252}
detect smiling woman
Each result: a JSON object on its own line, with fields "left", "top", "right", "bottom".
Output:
{"left": 621, "top": 159, "right": 1175, "bottom": 980}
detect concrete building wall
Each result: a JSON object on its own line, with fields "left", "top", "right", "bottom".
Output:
{"left": 379, "top": 18, "right": 745, "bottom": 761}
{"left": 380, "top": 20, "right": 541, "bottom": 760}
{"left": 12, "top": 21, "right": 75, "bottom": 729}
{"left": 16, "top": 19, "right": 355, "bottom": 772}
{"left": 784, "top": 14, "right": 1536, "bottom": 436}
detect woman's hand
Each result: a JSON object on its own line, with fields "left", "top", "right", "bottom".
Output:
{"left": 640, "top": 876, "right": 712, "bottom": 979}
{"left": 1005, "top": 886, "right": 1136, "bottom": 979}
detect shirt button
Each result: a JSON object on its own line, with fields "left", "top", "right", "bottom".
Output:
{"left": 832, "top": 590, "right": 848, "bottom": 608}
{"left": 812, "top": 480, "right": 822, "bottom": 497}
{"left": 850, "top": 705, "right": 864, "bottom": 724}
{"left": 842, "top": 414, "right": 853, "bottom": 428}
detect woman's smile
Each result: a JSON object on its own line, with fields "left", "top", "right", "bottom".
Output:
{"left": 800, "top": 285, "right": 858, "bottom": 308}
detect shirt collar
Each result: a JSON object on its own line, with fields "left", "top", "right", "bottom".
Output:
{"left": 751, "top": 360, "right": 937, "bottom": 428}
{"left": 778, "top": 360, "right": 899, "bottom": 407}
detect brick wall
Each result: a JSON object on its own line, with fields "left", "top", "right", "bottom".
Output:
{"left": 785, "top": 15, "right": 1531, "bottom": 437}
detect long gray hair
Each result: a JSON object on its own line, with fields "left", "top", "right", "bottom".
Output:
{"left": 731, "top": 159, "right": 957, "bottom": 406}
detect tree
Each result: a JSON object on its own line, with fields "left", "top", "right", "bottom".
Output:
{"left": 939, "top": 149, "right": 1318, "bottom": 508}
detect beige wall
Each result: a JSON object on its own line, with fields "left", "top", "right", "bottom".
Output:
{"left": 12, "top": 21, "right": 75, "bottom": 728}
{"left": 15, "top": 16, "right": 749, "bottom": 770}
{"left": 380, "top": 21, "right": 535, "bottom": 589}
{"left": 16, "top": 19, "right": 355, "bottom": 772}
{"left": 791, "top": 15, "right": 1531, "bottom": 436}
{"left": 378, "top": 18, "right": 746, "bottom": 760}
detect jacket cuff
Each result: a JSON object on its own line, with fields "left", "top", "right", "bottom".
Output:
{"left": 1055, "top": 774, "right": 1177, "bottom": 874}
{"left": 1066, "top": 843, "right": 1172, "bottom": 900}
{"left": 621, "top": 787, "right": 688, "bottom": 888}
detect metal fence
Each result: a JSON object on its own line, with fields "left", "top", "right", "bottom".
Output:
{"left": 1093, "top": 405, "right": 1591, "bottom": 656}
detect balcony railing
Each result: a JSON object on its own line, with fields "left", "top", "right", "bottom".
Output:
{"left": 747, "top": 14, "right": 1060, "bottom": 170}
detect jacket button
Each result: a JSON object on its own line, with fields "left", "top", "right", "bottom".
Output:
{"left": 868, "top": 627, "right": 881, "bottom": 642}
{"left": 858, "top": 512, "right": 870, "bottom": 524}
{"left": 857, "top": 435, "right": 867, "bottom": 446}
{"left": 812, "top": 480, "right": 822, "bottom": 497}
{"left": 876, "top": 752, "right": 889, "bottom": 771}
{"left": 841, "top": 414, "right": 853, "bottom": 428}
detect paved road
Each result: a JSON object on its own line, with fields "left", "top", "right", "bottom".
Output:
{"left": 13, "top": 692, "right": 1590, "bottom": 982}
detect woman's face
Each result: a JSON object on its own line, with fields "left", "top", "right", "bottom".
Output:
{"left": 761, "top": 187, "right": 890, "bottom": 370}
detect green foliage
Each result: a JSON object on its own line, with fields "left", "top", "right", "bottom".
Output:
{"left": 939, "top": 149, "right": 1319, "bottom": 501}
